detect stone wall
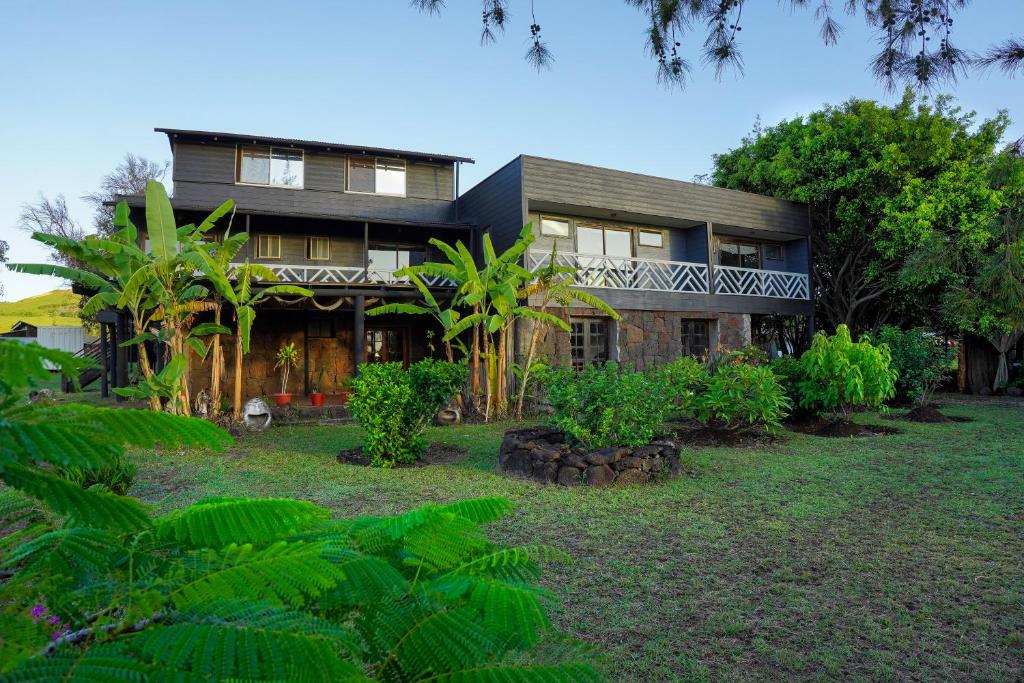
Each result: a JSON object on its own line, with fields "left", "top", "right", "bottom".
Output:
{"left": 499, "top": 426, "right": 680, "bottom": 486}
{"left": 516, "top": 307, "right": 752, "bottom": 370}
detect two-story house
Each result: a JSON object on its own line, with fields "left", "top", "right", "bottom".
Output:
{"left": 459, "top": 156, "right": 813, "bottom": 370}
{"left": 112, "top": 129, "right": 813, "bottom": 401}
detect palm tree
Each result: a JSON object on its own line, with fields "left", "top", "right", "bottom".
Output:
{"left": 365, "top": 271, "right": 464, "bottom": 362}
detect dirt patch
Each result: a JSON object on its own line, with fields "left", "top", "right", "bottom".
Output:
{"left": 889, "top": 405, "right": 972, "bottom": 423}
{"left": 665, "top": 422, "right": 781, "bottom": 448}
{"left": 336, "top": 442, "right": 468, "bottom": 467}
{"left": 786, "top": 415, "right": 901, "bottom": 438}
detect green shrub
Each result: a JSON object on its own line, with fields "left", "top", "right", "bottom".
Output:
{"left": 656, "top": 356, "right": 710, "bottom": 419}
{"left": 0, "top": 340, "right": 597, "bottom": 681}
{"left": 693, "top": 363, "right": 790, "bottom": 432}
{"left": 56, "top": 455, "right": 137, "bottom": 495}
{"left": 875, "top": 326, "right": 955, "bottom": 405}
{"left": 799, "top": 324, "right": 898, "bottom": 416}
{"left": 768, "top": 355, "right": 807, "bottom": 409}
{"left": 706, "top": 344, "right": 770, "bottom": 373}
{"left": 349, "top": 358, "right": 467, "bottom": 466}
{"left": 540, "top": 361, "right": 672, "bottom": 448}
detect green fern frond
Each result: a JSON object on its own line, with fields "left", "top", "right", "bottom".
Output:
{"left": 129, "top": 622, "right": 362, "bottom": 681}
{"left": 0, "top": 491, "right": 48, "bottom": 557}
{"left": 438, "top": 497, "right": 514, "bottom": 525}
{"left": 373, "top": 605, "right": 497, "bottom": 680}
{"left": 0, "top": 464, "right": 151, "bottom": 532}
{"left": 155, "top": 498, "right": 329, "bottom": 549}
{"left": 0, "top": 341, "right": 95, "bottom": 393}
{"left": 172, "top": 541, "right": 346, "bottom": 609}
{"left": 422, "top": 662, "right": 603, "bottom": 682}
{"left": 178, "top": 598, "right": 358, "bottom": 650}
{"left": 424, "top": 574, "right": 551, "bottom": 648}
{"left": 317, "top": 549, "right": 408, "bottom": 608}
{"left": 6, "top": 527, "right": 126, "bottom": 578}
{"left": 0, "top": 422, "right": 120, "bottom": 470}
{"left": 0, "top": 645, "right": 152, "bottom": 682}
{"left": 448, "top": 545, "right": 571, "bottom": 581}
{"left": 402, "top": 514, "right": 489, "bottom": 573}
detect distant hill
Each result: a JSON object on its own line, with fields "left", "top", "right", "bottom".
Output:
{"left": 0, "top": 289, "right": 82, "bottom": 333}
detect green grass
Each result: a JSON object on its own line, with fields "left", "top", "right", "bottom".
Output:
{"left": 0, "top": 289, "right": 82, "bottom": 333}
{"left": 129, "top": 404, "right": 1024, "bottom": 682}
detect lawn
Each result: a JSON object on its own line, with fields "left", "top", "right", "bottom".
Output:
{"left": 129, "top": 402, "right": 1024, "bottom": 682}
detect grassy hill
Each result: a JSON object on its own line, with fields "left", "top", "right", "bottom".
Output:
{"left": 0, "top": 289, "right": 82, "bottom": 333}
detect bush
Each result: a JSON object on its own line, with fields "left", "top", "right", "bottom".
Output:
{"left": 768, "top": 355, "right": 807, "bottom": 409}
{"left": 349, "top": 359, "right": 467, "bottom": 466}
{"left": 656, "top": 356, "right": 709, "bottom": 419}
{"left": 56, "top": 455, "right": 137, "bottom": 495}
{"left": 693, "top": 363, "right": 790, "bottom": 432}
{"left": 540, "top": 361, "right": 672, "bottom": 448}
{"left": 799, "top": 324, "right": 897, "bottom": 416}
{"left": 875, "top": 326, "right": 955, "bottom": 405}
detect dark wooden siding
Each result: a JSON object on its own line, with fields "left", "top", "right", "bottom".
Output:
{"left": 171, "top": 142, "right": 457, "bottom": 223}
{"left": 248, "top": 232, "right": 364, "bottom": 268}
{"left": 534, "top": 290, "right": 814, "bottom": 316}
{"left": 521, "top": 156, "right": 809, "bottom": 236}
{"left": 456, "top": 157, "right": 525, "bottom": 253}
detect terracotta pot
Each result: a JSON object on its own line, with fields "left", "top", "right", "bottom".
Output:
{"left": 272, "top": 392, "right": 293, "bottom": 407}
{"left": 309, "top": 392, "right": 325, "bottom": 407}
{"left": 339, "top": 389, "right": 351, "bottom": 405}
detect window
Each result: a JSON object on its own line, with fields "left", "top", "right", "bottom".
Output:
{"left": 570, "top": 318, "right": 610, "bottom": 371}
{"left": 540, "top": 217, "right": 570, "bottom": 237}
{"left": 719, "top": 240, "right": 760, "bottom": 268}
{"left": 764, "top": 243, "right": 784, "bottom": 261}
{"left": 576, "top": 224, "right": 632, "bottom": 258}
{"left": 307, "top": 318, "right": 335, "bottom": 339}
{"left": 306, "top": 236, "right": 330, "bottom": 261}
{"left": 346, "top": 157, "right": 407, "bottom": 195}
{"left": 681, "top": 320, "right": 711, "bottom": 359}
{"left": 638, "top": 229, "right": 664, "bottom": 248}
{"left": 367, "top": 243, "right": 426, "bottom": 280}
{"left": 256, "top": 234, "right": 281, "bottom": 259}
{"left": 237, "top": 146, "right": 304, "bottom": 188}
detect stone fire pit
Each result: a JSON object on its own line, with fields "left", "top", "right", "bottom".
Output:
{"left": 499, "top": 426, "right": 680, "bottom": 486}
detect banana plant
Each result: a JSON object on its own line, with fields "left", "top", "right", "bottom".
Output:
{"left": 197, "top": 258, "right": 312, "bottom": 420}
{"left": 366, "top": 270, "right": 466, "bottom": 362}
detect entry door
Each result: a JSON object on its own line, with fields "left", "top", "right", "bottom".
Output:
{"left": 365, "top": 327, "right": 409, "bottom": 366}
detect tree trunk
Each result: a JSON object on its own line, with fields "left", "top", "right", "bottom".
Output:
{"left": 210, "top": 304, "right": 223, "bottom": 416}
{"left": 495, "top": 326, "right": 507, "bottom": 418}
{"left": 471, "top": 309, "right": 481, "bottom": 412}
{"left": 134, "top": 338, "right": 162, "bottom": 412}
{"left": 515, "top": 316, "right": 546, "bottom": 419}
{"left": 232, "top": 331, "right": 244, "bottom": 421}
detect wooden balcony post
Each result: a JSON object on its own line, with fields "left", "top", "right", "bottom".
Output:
{"left": 705, "top": 221, "right": 715, "bottom": 294}
{"left": 353, "top": 295, "right": 365, "bottom": 373}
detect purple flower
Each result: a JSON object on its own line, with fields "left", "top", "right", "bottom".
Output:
{"left": 30, "top": 604, "right": 46, "bottom": 618}
{"left": 48, "top": 615, "right": 61, "bottom": 626}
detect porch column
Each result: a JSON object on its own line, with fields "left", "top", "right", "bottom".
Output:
{"left": 114, "top": 312, "right": 128, "bottom": 401}
{"left": 99, "top": 323, "right": 109, "bottom": 398}
{"left": 353, "top": 295, "right": 365, "bottom": 373}
{"left": 705, "top": 221, "right": 715, "bottom": 294}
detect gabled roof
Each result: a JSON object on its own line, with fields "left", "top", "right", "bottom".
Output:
{"left": 155, "top": 128, "right": 474, "bottom": 164}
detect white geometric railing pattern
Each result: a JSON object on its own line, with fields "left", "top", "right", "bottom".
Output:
{"left": 231, "top": 264, "right": 454, "bottom": 287}
{"left": 527, "top": 252, "right": 710, "bottom": 294}
{"left": 713, "top": 265, "right": 809, "bottom": 299}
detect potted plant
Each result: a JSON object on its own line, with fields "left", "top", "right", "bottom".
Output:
{"left": 310, "top": 367, "right": 325, "bottom": 407}
{"left": 331, "top": 369, "right": 353, "bottom": 405}
{"left": 273, "top": 341, "right": 300, "bottom": 407}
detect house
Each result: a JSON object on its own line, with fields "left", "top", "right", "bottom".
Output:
{"left": 106, "top": 129, "right": 813, "bottom": 400}
{"left": 459, "top": 156, "right": 813, "bottom": 370}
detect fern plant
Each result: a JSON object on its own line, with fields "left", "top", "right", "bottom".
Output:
{"left": 0, "top": 340, "right": 600, "bottom": 681}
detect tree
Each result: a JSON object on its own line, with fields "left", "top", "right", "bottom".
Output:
{"left": 711, "top": 91, "right": 1008, "bottom": 335}
{"left": 82, "top": 153, "right": 169, "bottom": 234}
{"left": 412, "top": 1, "right": 1022, "bottom": 91}
{"left": 15, "top": 194, "right": 85, "bottom": 265}
{"left": 0, "top": 341, "right": 598, "bottom": 681}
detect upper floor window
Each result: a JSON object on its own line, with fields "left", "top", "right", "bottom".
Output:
{"left": 719, "top": 240, "right": 760, "bottom": 269}
{"left": 764, "top": 243, "right": 784, "bottom": 261}
{"left": 237, "top": 146, "right": 304, "bottom": 188}
{"left": 540, "top": 217, "right": 570, "bottom": 237}
{"left": 347, "top": 157, "right": 406, "bottom": 196}
{"left": 306, "top": 236, "right": 330, "bottom": 261}
{"left": 256, "top": 234, "right": 281, "bottom": 259}
{"left": 576, "top": 223, "right": 632, "bottom": 258}
{"left": 638, "top": 229, "right": 664, "bottom": 248}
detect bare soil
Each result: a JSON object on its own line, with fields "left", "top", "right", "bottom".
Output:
{"left": 665, "top": 421, "right": 780, "bottom": 448}
{"left": 336, "top": 442, "right": 468, "bottom": 467}
{"left": 889, "top": 404, "right": 972, "bottom": 423}
{"left": 786, "top": 415, "right": 901, "bottom": 438}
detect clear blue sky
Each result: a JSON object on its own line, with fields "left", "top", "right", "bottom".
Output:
{"left": 1, "top": 1, "right": 1021, "bottom": 300}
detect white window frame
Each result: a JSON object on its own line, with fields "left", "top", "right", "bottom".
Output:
{"left": 306, "top": 236, "right": 330, "bottom": 261}
{"left": 345, "top": 157, "right": 407, "bottom": 197}
{"left": 638, "top": 229, "right": 664, "bottom": 248}
{"left": 236, "top": 146, "right": 305, "bottom": 189}
{"left": 256, "top": 234, "right": 282, "bottom": 259}
{"left": 539, "top": 216, "right": 571, "bottom": 237}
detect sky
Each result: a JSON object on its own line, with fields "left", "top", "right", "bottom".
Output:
{"left": 1, "top": 1, "right": 1021, "bottom": 301}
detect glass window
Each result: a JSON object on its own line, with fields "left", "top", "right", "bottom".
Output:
{"left": 764, "top": 243, "right": 784, "bottom": 261}
{"left": 368, "top": 244, "right": 426, "bottom": 279}
{"left": 307, "top": 318, "right": 335, "bottom": 339}
{"left": 540, "top": 217, "right": 570, "bottom": 237}
{"left": 576, "top": 224, "right": 633, "bottom": 258}
{"left": 238, "top": 147, "right": 271, "bottom": 185}
{"left": 604, "top": 229, "right": 632, "bottom": 258}
{"left": 256, "top": 234, "right": 281, "bottom": 259}
{"left": 638, "top": 230, "right": 663, "bottom": 248}
{"left": 570, "top": 318, "right": 609, "bottom": 371}
{"left": 719, "top": 240, "right": 760, "bottom": 268}
{"left": 376, "top": 159, "right": 407, "bottom": 195}
{"left": 306, "top": 236, "right": 330, "bottom": 260}
{"left": 576, "top": 226, "right": 604, "bottom": 255}
{"left": 347, "top": 158, "right": 375, "bottom": 193}
{"left": 238, "top": 146, "right": 302, "bottom": 187}
{"left": 681, "top": 320, "right": 711, "bottom": 359}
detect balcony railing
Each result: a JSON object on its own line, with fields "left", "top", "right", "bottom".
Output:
{"left": 714, "top": 265, "right": 809, "bottom": 299}
{"left": 233, "top": 263, "right": 453, "bottom": 287}
{"left": 527, "top": 252, "right": 710, "bottom": 293}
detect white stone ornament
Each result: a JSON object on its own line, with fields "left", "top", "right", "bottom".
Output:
{"left": 242, "top": 397, "right": 272, "bottom": 431}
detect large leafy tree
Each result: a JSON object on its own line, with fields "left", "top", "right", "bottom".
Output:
{"left": 711, "top": 91, "right": 1008, "bottom": 335}
{"left": 412, "top": 1, "right": 1022, "bottom": 90}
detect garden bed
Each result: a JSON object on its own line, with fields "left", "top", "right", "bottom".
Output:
{"left": 665, "top": 421, "right": 781, "bottom": 448}
{"left": 888, "top": 404, "right": 972, "bottom": 423}
{"left": 499, "top": 426, "right": 680, "bottom": 486}
{"left": 336, "top": 442, "right": 467, "bottom": 467}
{"left": 786, "top": 415, "right": 901, "bottom": 438}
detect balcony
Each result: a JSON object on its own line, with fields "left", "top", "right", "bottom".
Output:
{"left": 232, "top": 263, "right": 453, "bottom": 287}
{"left": 713, "top": 265, "right": 810, "bottom": 299}
{"left": 527, "top": 252, "right": 809, "bottom": 300}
